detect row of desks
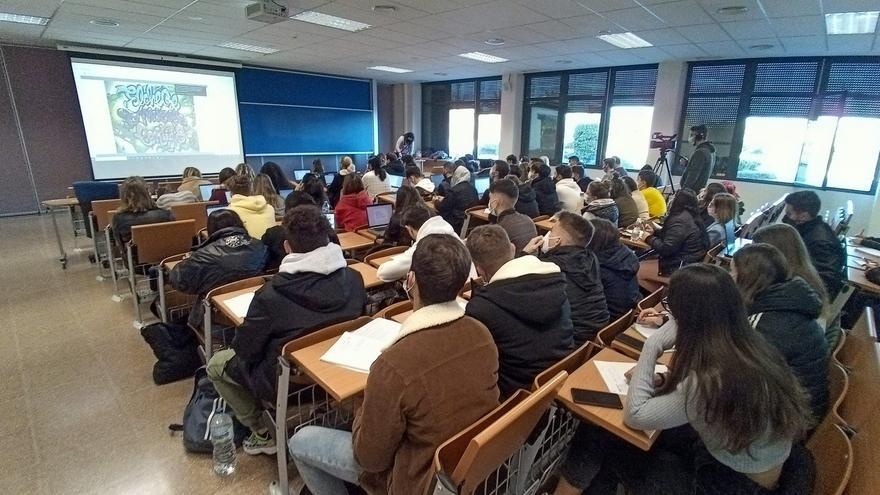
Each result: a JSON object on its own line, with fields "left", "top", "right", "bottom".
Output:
{"left": 846, "top": 239, "right": 880, "bottom": 295}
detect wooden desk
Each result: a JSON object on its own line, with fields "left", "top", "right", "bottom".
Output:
{"left": 390, "top": 310, "right": 412, "bottom": 323}
{"left": 348, "top": 262, "right": 385, "bottom": 289}
{"left": 535, "top": 218, "right": 556, "bottom": 232}
{"left": 609, "top": 327, "right": 674, "bottom": 366}
{"left": 468, "top": 208, "right": 491, "bottom": 223}
{"left": 163, "top": 259, "right": 181, "bottom": 271}
{"left": 41, "top": 197, "right": 82, "bottom": 269}
{"left": 358, "top": 229, "right": 379, "bottom": 241}
{"left": 338, "top": 232, "right": 374, "bottom": 254}
{"left": 620, "top": 232, "right": 650, "bottom": 250}
{"left": 377, "top": 194, "right": 396, "bottom": 205}
{"left": 211, "top": 284, "right": 262, "bottom": 327}
{"left": 849, "top": 267, "right": 880, "bottom": 295}
{"left": 368, "top": 255, "right": 397, "bottom": 269}
{"left": 289, "top": 336, "right": 369, "bottom": 402}
{"left": 557, "top": 347, "right": 660, "bottom": 451}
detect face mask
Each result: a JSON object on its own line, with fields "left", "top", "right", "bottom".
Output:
{"left": 403, "top": 272, "right": 415, "bottom": 300}
{"left": 541, "top": 233, "right": 558, "bottom": 254}
{"left": 488, "top": 200, "right": 497, "bottom": 216}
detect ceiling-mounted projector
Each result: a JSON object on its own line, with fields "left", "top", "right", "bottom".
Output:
{"left": 246, "top": 1, "right": 289, "bottom": 24}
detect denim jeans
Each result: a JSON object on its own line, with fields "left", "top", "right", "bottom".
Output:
{"left": 288, "top": 426, "right": 362, "bottom": 495}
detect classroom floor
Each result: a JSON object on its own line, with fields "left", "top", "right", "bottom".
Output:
{"left": 0, "top": 214, "right": 277, "bottom": 495}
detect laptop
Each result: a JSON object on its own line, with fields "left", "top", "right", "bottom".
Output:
{"left": 324, "top": 173, "right": 336, "bottom": 184}
{"left": 226, "top": 191, "right": 232, "bottom": 203}
{"left": 278, "top": 189, "right": 293, "bottom": 200}
{"left": 365, "top": 203, "right": 393, "bottom": 237}
{"left": 387, "top": 174, "right": 404, "bottom": 189}
{"left": 325, "top": 213, "right": 336, "bottom": 230}
{"left": 206, "top": 205, "right": 227, "bottom": 215}
{"left": 199, "top": 184, "right": 215, "bottom": 201}
{"left": 293, "top": 170, "right": 310, "bottom": 181}
{"left": 474, "top": 177, "right": 491, "bottom": 197}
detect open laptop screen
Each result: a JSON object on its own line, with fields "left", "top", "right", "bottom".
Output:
{"left": 293, "top": 170, "right": 310, "bottom": 181}
{"left": 199, "top": 184, "right": 215, "bottom": 200}
{"left": 387, "top": 174, "right": 404, "bottom": 189}
{"left": 474, "top": 177, "right": 491, "bottom": 197}
{"left": 366, "top": 203, "right": 393, "bottom": 228}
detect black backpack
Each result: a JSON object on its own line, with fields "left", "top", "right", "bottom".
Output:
{"left": 140, "top": 322, "right": 202, "bottom": 385}
{"left": 171, "top": 367, "right": 248, "bottom": 453}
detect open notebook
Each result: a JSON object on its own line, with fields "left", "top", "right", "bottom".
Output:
{"left": 320, "top": 318, "right": 402, "bottom": 373}
{"left": 594, "top": 361, "right": 669, "bottom": 395}
{"left": 223, "top": 292, "right": 255, "bottom": 320}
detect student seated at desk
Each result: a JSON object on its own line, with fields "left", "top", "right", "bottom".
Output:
{"left": 623, "top": 176, "right": 650, "bottom": 221}
{"left": 782, "top": 190, "right": 846, "bottom": 299}
{"left": 698, "top": 182, "right": 728, "bottom": 228}
{"left": 731, "top": 244, "right": 829, "bottom": 420}
{"left": 487, "top": 178, "right": 536, "bottom": 254}
{"left": 528, "top": 161, "right": 560, "bottom": 216}
{"left": 587, "top": 218, "right": 640, "bottom": 321}
{"left": 523, "top": 212, "right": 608, "bottom": 344}
{"left": 226, "top": 175, "right": 276, "bottom": 239}
{"left": 327, "top": 156, "right": 355, "bottom": 208}
{"left": 376, "top": 204, "right": 459, "bottom": 282}
{"left": 637, "top": 170, "right": 667, "bottom": 218}
{"left": 508, "top": 166, "right": 540, "bottom": 218}
{"left": 383, "top": 185, "right": 424, "bottom": 246}
{"left": 610, "top": 177, "right": 639, "bottom": 228}
{"left": 553, "top": 264, "right": 814, "bottom": 495}
{"left": 435, "top": 164, "right": 478, "bottom": 235}
{"left": 207, "top": 167, "right": 235, "bottom": 205}
{"left": 289, "top": 234, "right": 500, "bottom": 495}
{"left": 572, "top": 164, "right": 591, "bottom": 193}
{"left": 170, "top": 209, "right": 267, "bottom": 329}
{"left": 362, "top": 156, "right": 391, "bottom": 198}
{"left": 465, "top": 225, "right": 574, "bottom": 397}
{"left": 705, "top": 192, "right": 738, "bottom": 247}
{"left": 262, "top": 186, "right": 340, "bottom": 271}
{"left": 583, "top": 180, "right": 619, "bottom": 225}
{"left": 178, "top": 166, "right": 211, "bottom": 200}
{"left": 555, "top": 165, "right": 585, "bottom": 214}
{"left": 253, "top": 173, "right": 284, "bottom": 214}
{"left": 207, "top": 206, "right": 366, "bottom": 456}
{"left": 259, "top": 161, "right": 295, "bottom": 193}
{"left": 335, "top": 174, "right": 373, "bottom": 232}
{"left": 112, "top": 177, "right": 174, "bottom": 245}
{"left": 638, "top": 189, "right": 708, "bottom": 283}
{"left": 477, "top": 160, "right": 510, "bottom": 204}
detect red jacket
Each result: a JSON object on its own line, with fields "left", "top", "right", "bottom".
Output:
{"left": 335, "top": 191, "right": 372, "bottom": 231}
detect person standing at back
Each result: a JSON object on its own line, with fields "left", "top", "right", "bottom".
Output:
{"left": 465, "top": 225, "right": 574, "bottom": 397}
{"left": 782, "top": 190, "right": 846, "bottom": 299}
{"left": 487, "top": 178, "right": 537, "bottom": 254}
{"left": 680, "top": 124, "right": 715, "bottom": 193}
{"left": 112, "top": 176, "right": 174, "bottom": 245}
{"left": 555, "top": 165, "right": 585, "bottom": 214}
{"left": 226, "top": 175, "right": 276, "bottom": 239}
{"left": 435, "top": 164, "right": 478, "bottom": 235}
{"left": 523, "top": 212, "right": 609, "bottom": 344}
{"left": 362, "top": 156, "right": 391, "bottom": 199}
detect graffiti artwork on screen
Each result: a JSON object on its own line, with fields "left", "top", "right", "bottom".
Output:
{"left": 106, "top": 81, "right": 205, "bottom": 154}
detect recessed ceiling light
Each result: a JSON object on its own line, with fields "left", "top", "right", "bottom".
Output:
{"left": 218, "top": 42, "right": 279, "bottom": 54}
{"left": 748, "top": 44, "right": 774, "bottom": 50}
{"left": 368, "top": 65, "right": 413, "bottom": 73}
{"left": 372, "top": 5, "right": 397, "bottom": 12}
{"left": 717, "top": 6, "right": 749, "bottom": 15}
{"left": 825, "top": 11, "right": 879, "bottom": 35}
{"left": 434, "top": 72, "right": 448, "bottom": 76}
{"left": 290, "top": 11, "right": 371, "bottom": 32}
{"left": 187, "top": 16, "right": 204, "bottom": 21}
{"left": 597, "top": 32, "right": 653, "bottom": 49}
{"left": 555, "top": 59, "right": 572, "bottom": 64}
{"left": 90, "top": 18, "right": 119, "bottom": 27}
{"left": 0, "top": 12, "right": 50, "bottom": 25}
{"left": 459, "top": 51, "right": 508, "bottom": 63}
{"left": 484, "top": 37, "right": 505, "bottom": 46}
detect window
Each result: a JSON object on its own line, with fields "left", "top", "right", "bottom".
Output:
{"left": 523, "top": 65, "right": 658, "bottom": 167}
{"left": 680, "top": 58, "right": 880, "bottom": 193}
{"left": 421, "top": 77, "right": 501, "bottom": 159}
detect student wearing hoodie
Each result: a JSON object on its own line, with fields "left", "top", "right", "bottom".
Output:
{"left": 508, "top": 165, "right": 540, "bottom": 218}
{"left": 587, "top": 218, "right": 641, "bottom": 320}
{"left": 555, "top": 165, "right": 585, "bottom": 214}
{"left": 327, "top": 156, "right": 355, "bottom": 208}
{"left": 377, "top": 204, "right": 461, "bottom": 282}
{"left": 610, "top": 177, "right": 639, "bottom": 228}
{"left": 170, "top": 209, "right": 268, "bottom": 329}
{"left": 226, "top": 174, "right": 276, "bottom": 239}
{"left": 732, "top": 243, "right": 830, "bottom": 420}
{"left": 487, "top": 178, "right": 537, "bottom": 254}
{"left": 583, "top": 180, "right": 619, "bottom": 225}
{"left": 206, "top": 206, "right": 366, "bottom": 456}
{"left": 572, "top": 165, "right": 591, "bottom": 193}
{"left": 465, "top": 225, "right": 574, "bottom": 397}
{"left": 435, "top": 164, "right": 479, "bottom": 235}
{"left": 523, "top": 212, "right": 608, "bottom": 344}
{"left": 528, "top": 161, "right": 560, "bottom": 216}
{"left": 334, "top": 174, "right": 373, "bottom": 232}
{"left": 178, "top": 166, "right": 211, "bottom": 200}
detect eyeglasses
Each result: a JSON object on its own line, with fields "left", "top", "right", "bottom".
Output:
{"left": 660, "top": 296, "right": 670, "bottom": 313}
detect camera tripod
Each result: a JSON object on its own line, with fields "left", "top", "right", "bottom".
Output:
{"left": 653, "top": 147, "right": 676, "bottom": 198}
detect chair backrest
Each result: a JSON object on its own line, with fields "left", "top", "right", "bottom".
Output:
{"left": 170, "top": 202, "right": 212, "bottom": 236}
{"left": 827, "top": 361, "right": 849, "bottom": 425}
{"left": 281, "top": 316, "right": 374, "bottom": 357}
{"left": 72, "top": 181, "right": 119, "bottom": 205}
{"left": 92, "top": 199, "right": 122, "bottom": 230}
{"left": 637, "top": 287, "right": 666, "bottom": 312}
{"left": 374, "top": 300, "right": 413, "bottom": 320}
{"left": 205, "top": 275, "right": 268, "bottom": 304}
{"left": 806, "top": 421, "right": 852, "bottom": 495}
{"left": 364, "top": 245, "right": 408, "bottom": 265}
{"left": 130, "top": 220, "right": 196, "bottom": 264}
{"left": 595, "top": 310, "right": 636, "bottom": 347}
{"left": 533, "top": 341, "right": 598, "bottom": 390}
{"left": 703, "top": 242, "right": 724, "bottom": 264}
{"left": 433, "top": 372, "right": 568, "bottom": 494}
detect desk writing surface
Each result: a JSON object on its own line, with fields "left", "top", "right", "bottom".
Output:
{"left": 468, "top": 208, "right": 491, "bottom": 222}
{"left": 289, "top": 336, "right": 369, "bottom": 402}
{"left": 610, "top": 327, "right": 674, "bottom": 366}
{"left": 377, "top": 194, "right": 396, "bottom": 205}
{"left": 338, "top": 232, "right": 374, "bottom": 252}
{"left": 848, "top": 267, "right": 880, "bottom": 295}
{"left": 557, "top": 347, "right": 659, "bottom": 451}
{"left": 368, "top": 255, "right": 397, "bottom": 269}
{"left": 163, "top": 260, "right": 181, "bottom": 271}
{"left": 535, "top": 218, "right": 556, "bottom": 232}
{"left": 390, "top": 310, "right": 412, "bottom": 323}
{"left": 42, "top": 197, "right": 80, "bottom": 208}
{"left": 619, "top": 233, "right": 651, "bottom": 250}
{"left": 212, "top": 285, "right": 263, "bottom": 327}
{"left": 348, "top": 262, "right": 385, "bottom": 289}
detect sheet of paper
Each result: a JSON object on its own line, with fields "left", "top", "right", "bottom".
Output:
{"left": 351, "top": 318, "right": 401, "bottom": 345}
{"left": 855, "top": 247, "right": 880, "bottom": 262}
{"left": 593, "top": 361, "right": 669, "bottom": 395}
{"left": 319, "top": 332, "right": 383, "bottom": 373}
{"left": 224, "top": 292, "right": 255, "bottom": 320}
{"left": 632, "top": 323, "right": 658, "bottom": 339}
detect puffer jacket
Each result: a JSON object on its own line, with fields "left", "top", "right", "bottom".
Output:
{"left": 789, "top": 216, "right": 846, "bottom": 298}
{"left": 515, "top": 182, "right": 540, "bottom": 218}
{"left": 584, "top": 199, "right": 619, "bottom": 226}
{"left": 647, "top": 210, "right": 708, "bottom": 276}
{"left": 437, "top": 181, "right": 479, "bottom": 235}
{"left": 748, "top": 277, "right": 830, "bottom": 421}
{"left": 594, "top": 242, "right": 641, "bottom": 320}
{"left": 170, "top": 226, "right": 268, "bottom": 329}
{"left": 531, "top": 176, "right": 559, "bottom": 216}
{"left": 538, "top": 246, "right": 609, "bottom": 344}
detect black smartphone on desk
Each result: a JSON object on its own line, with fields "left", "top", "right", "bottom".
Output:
{"left": 571, "top": 388, "right": 624, "bottom": 409}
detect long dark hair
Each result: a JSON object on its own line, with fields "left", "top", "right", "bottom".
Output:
{"left": 664, "top": 264, "right": 812, "bottom": 451}
{"left": 260, "top": 162, "right": 291, "bottom": 192}
{"left": 311, "top": 159, "right": 324, "bottom": 175}
{"left": 699, "top": 182, "right": 727, "bottom": 209}
{"left": 732, "top": 243, "right": 790, "bottom": 308}
{"left": 609, "top": 177, "right": 630, "bottom": 199}
{"left": 395, "top": 184, "right": 424, "bottom": 212}
{"left": 368, "top": 156, "right": 387, "bottom": 181}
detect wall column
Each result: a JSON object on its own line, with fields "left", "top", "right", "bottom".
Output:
{"left": 500, "top": 72, "right": 524, "bottom": 157}
{"left": 646, "top": 61, "right": 688, "bottom": 167}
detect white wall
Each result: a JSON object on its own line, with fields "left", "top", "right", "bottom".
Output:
{"left": 499, "top": 72, "right": 524, "bottom": 157}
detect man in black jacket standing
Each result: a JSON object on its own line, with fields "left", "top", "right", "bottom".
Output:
{"left": 465, "top": 225, "right": 574, "bottom": 397}
{"left": 522, "top": 212, "right": 609, "bottom": 344}
{"left": 207, "top": 205, "right": 366, "bottom": 456}
{"left": 783, "top": 190, "right": 846, "bottom": 298}
{"left": 680, "top": 124, "right": 715, "bottom": 192}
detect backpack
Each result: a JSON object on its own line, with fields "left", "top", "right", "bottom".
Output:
{"left": 172, "top": 367, "right": 248, "bottom": 453}
{"left": 140, "top": 322, "right": 202, "bottom": 385}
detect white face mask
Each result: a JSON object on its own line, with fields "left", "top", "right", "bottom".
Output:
{"left": 541, "top": 232, "right": 558, "bottom": 254}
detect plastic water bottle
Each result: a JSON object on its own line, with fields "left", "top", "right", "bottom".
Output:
{"left": 322, "top": 200, "right": 331, "bottom": 214}
{"left": 211, "top": 413, "right": 237, "bottom": 476}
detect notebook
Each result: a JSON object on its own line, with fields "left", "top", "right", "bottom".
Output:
{"left": 224, "top": 291, "right": 255, "bottom": 321}
{"left": 319, "top": 318, "right": 402, "bottom": 373}
{"left": 594, "top": 361, "right": 669, "bottom": 395}
{"left": 366, "top": 203, "right": 393, "bottom": 237}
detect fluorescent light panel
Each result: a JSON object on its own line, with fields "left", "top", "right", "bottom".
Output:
{"left": 459, "top": 51, "right": 508, "bottom": 63}
{"left": 597, "top": 32, "right": 652, "bottom": 49}
{"left": 218, "top": 42, "right": 278, "bottom": 54}
{"left": 825, "top": 11, "right": 879, "bottom": 35}
{"left": 0, "top": 12, "right": 50, "bottom": 25}
{"left": 290, "top": 11, "right": 371, "bottom": 32}
{"left": 368, "top": 65, "right": 413, "bottom": 73}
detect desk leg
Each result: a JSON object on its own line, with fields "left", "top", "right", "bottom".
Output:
{"left": 272, "top": 357, "right": 292, "bottom": 495}
{"left": 46, "top": 206, "right": 68, "bottom": 269}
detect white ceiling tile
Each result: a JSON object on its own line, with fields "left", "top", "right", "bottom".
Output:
{"left": 827, "top": 33, "right": 874, "bottom": 52}
{"left": 558, "top": 13, "right": 619, "bottom": 34}
{"left": 0, "top": 23, "right": 47, "bottom": 41}
{"left": 635, "top": 27, "right": 690, "bottom": 45}
{"left": 330, "top": 0, "right": 432, "bottom": 22}
{"left": 700, "top": 39, "right": 746, "bottom": 56}
{"left": 644, "top": 1, "right": 716, "bottom": 26}
{"left": 660, "top": 43, "right": 707, "bottom": 58}
{"left": 676, "top": 23, "right": 731, "bottom": 42}
{"left": 126, "top": 38, "right": 213, "bottom": 54}
{"left": 438, "top": 0, "right": 551, "bottom": 28}
{"left": 697, "top": 0, "right": 766, "bottom": 21}
{"left": 533, "top": 36, "right": 616, "bottom": 55}
{"left": 779, "top": 35, "right": 827, "bottom": 53}
{"left": 720, "top": 19, "right": 775, "bottom": 39}
{"left": 823, "top": 0, "right": 880, "bottom": 14}
{"left": 407, "top": 13, "right": 485, "bottom": 36}
{"left": 760, "top": 0, "right": 821, "bottom": 18}
{"left": 55, "top": 2, "right": 168, "bottom": 26}
{"left": 597, "top": 49, "right": 648, "bottom": 65}
{"left": 391, "top": 0, "right": 485, "bottom": 15}
{"left": 181, "top": 0, "right": 252, "bottom": 20}
{"left": 0, "top": 0, "right": 61, "bottom": 18}
{"left": 512, "top": 0, "right": 591, "bottom": 19}
{"left": 769, "top": 16, "right": 825, "bottom": 37}
{"left": 603, "top": 7, "right": 665, "bottom": 31}
{"left": 526, "top": 19, "right": 588, "bottom": 40}
{"left": 64, "top": 0, "right": 180, "bottom": 18}
{"left": 628, "top": 46, "right": 672, "bottom": 61}
{"left": 572, "top": 0, "right": 641, "bottom": 13}
{"left": 381, "top": 19, "right": 452, "bottom": 40}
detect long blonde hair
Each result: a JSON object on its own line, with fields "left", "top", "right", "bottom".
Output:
{"left": 253, "top": 173, "right": 282, "bottom": 208}
{"left": 235, "top": 162, "right": 255, "bottom": 179}
{"left": 118, "top": 177, "right": 153, "bottom": 213}
{"left": 182, "top": 166, "right": 201, "bottom": 179}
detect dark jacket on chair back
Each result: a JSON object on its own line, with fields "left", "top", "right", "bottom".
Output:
{"left": 230, "top": 243, "right": 366, "bottom": 402}
{"left": 648, "top": 210, "right": 708, "bottom": 276}
{"left": 170, "top": 227, "right": 268, "bottom": 328}
{"left": 594, "top": 243, "right": 641, "bottom": 320}
{"left": 437, "top": 181, "right": 478, "bottom": 235}
{"left": 531, "top": 176, "right": 559, "bottom": 216}
{"left": 747, "top": 277, "right": 830, "bottom": 420}
{"left": 790, "top": 216, "right": 846, "bottom": 298}
{"left": 465, "top": 256, "right": 574, "bottom": 397}
{"left": 538, "top": 246, "right": 609, "bottom": 344}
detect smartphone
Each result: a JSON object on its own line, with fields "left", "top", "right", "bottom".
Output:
{"left": 570, "top": 388, "right": 624, "bottom": 409}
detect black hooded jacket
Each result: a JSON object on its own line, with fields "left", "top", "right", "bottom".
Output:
{"left": 748, "top": 277, "right": 830, "bottom": 420}
{"left": 789, "top": 216, "right": 846, "bottom": 298}
{"left": 531, "top": 176, "right": 559, "bottom": 216}
{"left": 648, "top": 210, "right": 708, "bottom": 276}
{"left": 538, "top": 246, "right": 609, "bottom": 345}
{"left": 681, "top": 141, "right": 715, "bottom": 192}
{"left": 230, "top": 264, "right": 366, "bottom": 402}
{"left": 465, "top": 257, "right": 574, "bottom": 397}
{"left": 515, "top": 182, "right": 540, "bottom": 218}
{"left": 594, "top": 243, "right": 641, "bottom": 320}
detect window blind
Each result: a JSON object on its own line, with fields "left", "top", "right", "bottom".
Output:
{"left": 529, "top": 75, "right": 561, "bottom": 98}
{"left": 612, "top": 68, "right": 657, "bottom": 106}
{"left": 568, "top": 71, "right": 607, "bottom": 97}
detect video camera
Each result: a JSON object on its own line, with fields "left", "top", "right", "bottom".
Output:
{"left": 649, "top": 132, "right": 677, "bottom": 152}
